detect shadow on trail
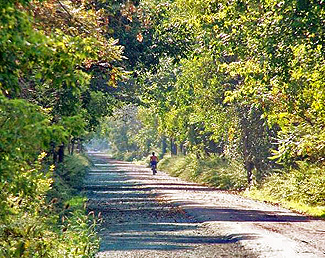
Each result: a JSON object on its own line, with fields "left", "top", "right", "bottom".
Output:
{"left": 100, "top": 227, "right": 258, "bottom": 251}
{"left": 86, "top": 153, "right": 309, "bottom": 253}
{"left": 176, "top": 203, "right": 310, "bottom": 223}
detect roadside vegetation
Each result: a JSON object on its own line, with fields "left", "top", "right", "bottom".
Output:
{"left": 2, "top": 0, "right": 325, "bottom": 255}
{"left": 0, "top": 151, "right": 99, "bottom": 257}
{"left": 245, "top": 163, "right": 325, "bottom": 217}
{"left": 97, "top": 0, "right": 325, "bottom": 218}
{"left": 1, "top": 0, "right": 124, "bottom": 255}
{"left": 159, "top": 154, "right": 247, "bottom": 191}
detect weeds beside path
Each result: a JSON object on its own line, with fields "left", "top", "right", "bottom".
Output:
{"left": 85, "top": 152, "right": 325, "bottom": 258}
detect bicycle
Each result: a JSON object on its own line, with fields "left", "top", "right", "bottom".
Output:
{"left": 151, "top": 163, "right": 157, "bottom": 175}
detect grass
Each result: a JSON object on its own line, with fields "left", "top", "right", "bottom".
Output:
{"left": 52, "top": 153, "right": 99, "bottom": 256}
{"left": 245, "top": 189, "right": 325, "bottom": 218}
{"left": 66, "top": 196, "right": 87, "bottom": 209}
{"left": 244, "top": 162, "right": 325, "bottom": 218}
{"left": 158, "top": 154, "right": 248, "bottom": 190}
{"left": 0, "top": 153, "right": 99, "bottom": 257}
{"left": 159, "top": 154, "right": 325, "bottom": 218}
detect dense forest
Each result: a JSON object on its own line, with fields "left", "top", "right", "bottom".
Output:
{"left": 100, "top": 0, "right": 325, "bottom": 214}
{"left": 1, "top": 0, "right": 325, "bottom": 256}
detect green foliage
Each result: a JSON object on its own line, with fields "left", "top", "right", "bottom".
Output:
{"left": 159, "top": 154, "right": 247, "bottom": 190}
{"left": 0, "top": 150, "right": 99, "bottom": 257}
{"left": 270, "top": 121, "right": 325, "bottom": 165}
{"left": 91, "top": 0, "right": 325, "bottom": 217}
{"left": 0, "top": 97, "right": 65, "bottom": 206}
{"left": 133, "top": 0, "right": 325, "bottom": 185}
{"left": 246, "top": 163, "right": 325, "bottom": 217}
{"left": 58, "top": 210, "right": 99, "bottom": 257}
{"left": 50, "top": 154, "right": 99, "bottom": 257}
{"left": 1, "top": 0, "right": 126, "bottom": 137}
{"left": 212, "top": 0, "right": 325, "bottom": 165}
{"left": 0, "top": 1, "right": 47, "bottom": 94}
{"left": 1, "top": 0, "right": 130, "bottom": 255}
{"left": 255, "top": 163, "right": 325, "bottom": 206}
{"left": 0, "top": 76, "right": 98, "bottom": 257}
{"left": 51, "top": 154, "right": 91, "bottom": 198}
{"left": 100, "top": 105, "right": 140, "bottom": 159}
{"left": 100, "top": 104, "right": 162, "bottom": 160}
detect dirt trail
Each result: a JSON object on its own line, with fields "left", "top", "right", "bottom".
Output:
{"left": 85, "top": 152, "right": 325, "bottom": 258}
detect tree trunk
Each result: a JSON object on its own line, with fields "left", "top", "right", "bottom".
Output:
{"left": 242, "top": 128, "right": 253, "bottom": 185}
{"left": 171, "top": 138, "right": 177, "bottom": 156}
{"left": 67, "top": 136, "right": 71, "bottom": 154}
{"left": 51, "top": 141, "right": 57, "bottom": 164}
{"left": 180, "top": 142, "right": 186, "bottom": 155}
{"left": 53, "top": 151, "right": 58, "bottom": 164}
{"left": 58, "top": 144, "right": 65, "bottom": 163}
{"left": 71, "top": 139, "right": 75, "bottom": 155}
{"left": 161, "top": 136, "right": 167, "bottom": 157}
{"left": 77, "top": 138, "right": 82, "bottom": 153}
{"left": 79, "top": 138, "right": 84, "bottom": 153}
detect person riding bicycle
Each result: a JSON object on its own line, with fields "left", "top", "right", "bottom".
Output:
{"left": 149, "top": 152, "right": 158, "bottom": 173}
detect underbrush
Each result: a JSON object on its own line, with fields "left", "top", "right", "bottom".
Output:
{"left": 0, "top": 154, "right": 99, "bottom": 257}
{"left": 158, "top": 154, "right": 247, "bottom": 190}
{"left": 50, "top": 154, "right": 91, "bottom": 197}
{"left": 110, "top": 151, "right": 142, "bottom": 162}
{"left": 245, "top": 162, "right": 325, "bottom": 217}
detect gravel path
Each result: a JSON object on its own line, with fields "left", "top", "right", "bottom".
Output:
{"left": 85, "top": 152, "right": 325, "bottom": 258}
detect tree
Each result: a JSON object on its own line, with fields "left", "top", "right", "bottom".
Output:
{"left": 0, "top": 0, "right": 126, "bottom": 254}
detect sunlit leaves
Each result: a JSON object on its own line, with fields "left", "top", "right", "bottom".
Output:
{"left": 0, "top": 3, "right": 49, "bottom": 94}
{"left": 135, "top": 0, "right": 325, "bottom": 171}
{"left": 0, "top": 96, "right": 65, "bottom": 223}
{"left": 200, "top": 0, "right": 325, "bottom": 164}
{"left": 0, "top": 97, "right": 66, "bottom": 160}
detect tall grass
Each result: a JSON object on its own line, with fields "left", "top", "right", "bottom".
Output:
{"left": 158, "top": 154, "right": 247, "bottom": 190}
{"left": 159, "top": 155, "right": 325, "bottom": 217}
{"left": 0, "top": 154, "right": 99, "bottom": 257}
{"left": 245, "top": 162, "right": 325, "bottom": 217}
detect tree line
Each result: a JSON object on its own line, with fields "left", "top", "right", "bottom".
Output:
{"left": 0, "top": 0, "right": 129, "bottom": 256}
{"left": 103, "top": 0, "right": 324, "bottom": 179}
{"left": 1, "top": 0, "right": 325, "bottom": 255}
{"left": 100, "top": 0, "right": 325, "bottom": 209}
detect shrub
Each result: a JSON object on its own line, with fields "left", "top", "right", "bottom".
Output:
{"left": 159, "top": 154, "right": 247, "bottom": 190}
{"left": 257, "top": 162, "right": 325, "bottom": 206}
{"left": 0, "top": 153, "right": 99, "bottom": 257}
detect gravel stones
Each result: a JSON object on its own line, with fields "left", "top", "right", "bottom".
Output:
{"left": 85, "top": 153, "right": 325, "bottom": 258}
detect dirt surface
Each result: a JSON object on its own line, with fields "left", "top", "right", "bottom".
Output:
{"left": 85, "top": 152, "right": 325, "bottom": 258}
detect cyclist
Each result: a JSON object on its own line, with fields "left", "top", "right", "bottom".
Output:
{"left": 150, "top": 152, "right": 158, "bottom": 174}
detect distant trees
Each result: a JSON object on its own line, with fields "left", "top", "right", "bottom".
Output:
{"left": 3, "top": 1, "right": 322, "bottom": 250}
{"left": 102, "top": 0, "right": 325, "bottom": 184}
{"left": 99, "top": 104, "right": 162, "bottom": 160}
